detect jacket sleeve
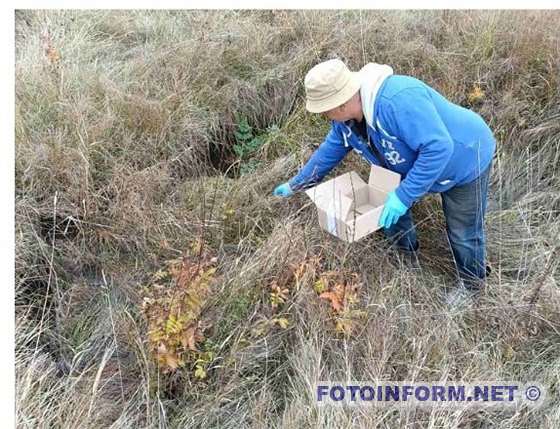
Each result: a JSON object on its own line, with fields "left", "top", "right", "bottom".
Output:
{"left": 388, "top": 87, "right": 453, "bottom": 208}
{"left": 288, "top": 124, "right": 352, "bottom": 192}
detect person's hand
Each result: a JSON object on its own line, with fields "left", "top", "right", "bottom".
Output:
{"left": 273, "top": 182, "right": 294, "bottom": 197}
{"left": 379, "top": 191, "right": 407, "bottom": 228}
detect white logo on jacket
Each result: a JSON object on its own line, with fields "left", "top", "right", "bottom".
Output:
{"left": 380, "top": 139, "right": 406, "bottom": 165}
{"left": 343, "top": 124, "right": 406, "bottom": 166}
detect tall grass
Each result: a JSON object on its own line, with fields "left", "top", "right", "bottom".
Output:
{"left": 15, "top": 10, "right": 560, "bottom": 428}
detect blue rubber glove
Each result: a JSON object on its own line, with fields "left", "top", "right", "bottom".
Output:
{"left": 379, "top": 191, "right": 408, "bottom": 229}
{"left": 273, "top": 182, "right": 294, "bottom": 197}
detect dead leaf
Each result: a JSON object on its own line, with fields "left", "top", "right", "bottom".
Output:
{"left": 467, "top": 85, "right": 485, "bottom": 104}
{"left": 320, "top": 291, "right": 343, "bottom": 312}
{"left": 335, "top": 318, "right": 354, "bottom": 335}
{"left": 157, "top": 343, "right": 181, "bottom": 370}
{"left": 182, "top": 326, "right": 197, "bottom": 351}
{"left": 162, "top": 353, "right": 181, "bottom": 370}
{"left": 46, "top": 47, "right": 60, "bottom": 64}
{"left": 272, "top": 317, "right": 290, "bottom": 329}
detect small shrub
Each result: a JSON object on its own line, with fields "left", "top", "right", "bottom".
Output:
{"left": 141, "top": 248, "right": 219, "bottom": 375}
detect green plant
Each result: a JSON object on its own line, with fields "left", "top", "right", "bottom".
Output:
{"left": 233, "top": 115, "right": 266, "bottom": 175}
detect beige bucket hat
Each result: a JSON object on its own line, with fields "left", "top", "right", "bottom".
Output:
{"left": 304, "top": 59, "right": 361, "bottom": 113}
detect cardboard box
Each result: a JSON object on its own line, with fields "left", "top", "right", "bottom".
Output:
{"left": 305, "top": 165, "right": 401, "bottom": 242}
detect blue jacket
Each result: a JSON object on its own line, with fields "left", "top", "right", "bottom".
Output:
{"left": 289, "top": 75, "right": 496, "bottom": 208}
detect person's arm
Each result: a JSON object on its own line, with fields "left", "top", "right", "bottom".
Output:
{"left": 388, "top": 87, "right": 454, "bottom": 208}
{"left": 288, "top": 124, "right": 352, "bottom": 192}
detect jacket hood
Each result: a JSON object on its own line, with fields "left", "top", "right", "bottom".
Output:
{"left": 359, "top": 63, "right": 394, "bottom": 128}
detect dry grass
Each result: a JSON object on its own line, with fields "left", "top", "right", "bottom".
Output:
{"left": 15, "top": 10, "right": 560, "bottom": 428}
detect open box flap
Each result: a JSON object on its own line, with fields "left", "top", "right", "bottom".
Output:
{"left": 305, "top": 171, "right": 365, "bottom": 220}
{"left": 367, "top": 165, "right": 401, "bottom": 193}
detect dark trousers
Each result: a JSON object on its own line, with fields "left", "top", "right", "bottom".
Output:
{"left": 385, "top": 163, "right": 492, "bottom": 289}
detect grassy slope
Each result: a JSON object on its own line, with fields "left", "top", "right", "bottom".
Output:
{"left": 15, "top": 10, "right": 560, "bottom": 428}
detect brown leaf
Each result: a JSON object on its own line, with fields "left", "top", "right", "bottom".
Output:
{"left": 320, "top": 291, "right": 343, "bottom": 312}
{"left": 46, "top": 47, "right": 60, "bottom": 64}
{"left": 182, "top": 326, "right": 197, "bottom": 351}
{"left": 163, "top": 353, "right": 180, "bottom": 369}
{"left": 157, "top": 343, "right": 181, "bottom": 370}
